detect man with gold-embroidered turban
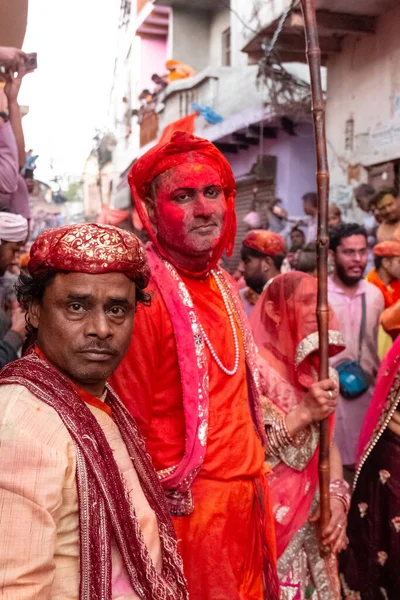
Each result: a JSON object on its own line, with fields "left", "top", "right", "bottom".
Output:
{"left": 0, "top": 223, "right": 188, "bottom": 600}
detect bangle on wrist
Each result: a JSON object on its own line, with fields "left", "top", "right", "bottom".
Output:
{"left": 329, "top": 478, "right": 351, "bottom": 514}
{"left": 266, "top": 412, "right": 294, "bottom": 455}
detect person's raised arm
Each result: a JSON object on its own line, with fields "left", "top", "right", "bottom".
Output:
{"left": 0, "top": 47, "right": 26, "bottom": 72}
{"left": 4, "top": 60, "right": 28, "bottom": 170}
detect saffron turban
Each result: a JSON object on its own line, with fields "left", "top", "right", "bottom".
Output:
{"left": 0, "top": 212, "right": 28, "bottom": 242}
{"left": 28, "top": 223, "right": 150, "bottom": 288}
{"left": 243, "top": 229, "right": 285, "bottom": 256}
{"left": 129, "top": 131, "right": 236, "bottom": 269}
{"left": 373, "top": 241, "right": 400, "bottom": 257}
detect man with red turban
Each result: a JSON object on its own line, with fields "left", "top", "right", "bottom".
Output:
{"left": 0, "top": 223, "right": 188, "bottom": 600}
{"left": 241, "top": 229, "right": 286, "bottom": 291}
{"left": 366, "top": 240, "right": 400, "bottom": 309}
{"left": 110, "top": 132, "right": 280, "bottom": 599}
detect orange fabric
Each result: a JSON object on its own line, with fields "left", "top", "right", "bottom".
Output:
{"left": 110, "top": 274, "right": 275, "bottom": 598}
{"left": 158, "top": 114, "right": 197, "bottom": 145}
{"left": 366, "top": 269, "right": 400, "bottom": 309}
{"left": 166, "top": 60, "right": 195, "bottom": 82}
{"left": 381, "top": 300, "right": 400, "bottom": 334}
{"left": 97, "top": 206, "right": 130, "bottom": 227}
{"left": 34, "top": 346, "right": 113, "bottom": 418}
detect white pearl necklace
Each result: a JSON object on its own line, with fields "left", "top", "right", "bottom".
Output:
{"left": 197, "top": 271, "right": 240, "bottom": 376}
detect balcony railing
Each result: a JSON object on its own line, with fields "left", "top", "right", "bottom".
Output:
{"left": 157, "top": 65, "right": 263, "bottom": 136}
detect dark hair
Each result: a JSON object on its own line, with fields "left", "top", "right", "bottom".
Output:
{"left": 302, "top": 192, "right": 318, "bottom": 208}
{"left": 290, "top": 226, "right": 305, "bottom": 238}
{"left": 374, "top": 255, "right": 383, "bottom": 270}
{"left": 354, "top": 183, "right": 375, "bottom": 201}
{"left": 372, "top": 187, "right": 398, "bottom": 206}
{"left": 329, "top": 222, "right": 368, "bottom": 252}
{"left": 240, "top": 244, "right": 285, "bottom": 271}
{"left": 297, "top": 247, "right": 317, "bottom": 274}
{"left": 15, "top": 270, "right": 151, "bottom": 334}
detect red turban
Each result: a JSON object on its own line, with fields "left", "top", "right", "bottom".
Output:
{"left": 373, "top": 241, "right": 400, "bottom": 257}
{"left": 28, "top": 223, "right": 150, "bottom": 289}
{"left": 128, "top": 131, "right": 236, "bottom": 273}
{"left": 243, "top": 229, "right": 285, "bottom": 256}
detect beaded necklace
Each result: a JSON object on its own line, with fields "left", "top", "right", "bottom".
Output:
{"left": 180, "top": 270, "right": 240, "bottom": 376}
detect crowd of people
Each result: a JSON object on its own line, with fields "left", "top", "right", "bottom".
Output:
{"left": 1, "top": 46, "right": 400, "bottom": 599}
{"left": 234, "top": 182, "right": 400, "bottom": 598}
{"left": 0, "top": 47, "right": 35, "bottom": 371}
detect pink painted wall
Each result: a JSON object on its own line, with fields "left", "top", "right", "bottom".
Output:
{"left": 139, "top": 37, "right": 167, "bottom": 93}
{"left": 227, "top": 125, "right": 317, "bottom": 216}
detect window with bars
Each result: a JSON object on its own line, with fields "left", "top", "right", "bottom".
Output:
{"left": 222, "top": 27, "right": 231, "bottom": 67}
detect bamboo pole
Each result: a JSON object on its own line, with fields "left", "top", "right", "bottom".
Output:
{"left": 300, "top": 0, "right": 331, "bottom": 548}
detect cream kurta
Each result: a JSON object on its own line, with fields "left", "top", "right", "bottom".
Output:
{"left": 0, "top": 384, "right": 162, "bottom": 599}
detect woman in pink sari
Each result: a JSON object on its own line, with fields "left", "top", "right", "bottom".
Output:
{"left": 250, "top": 271, "right": 349, "bottom": 599}
{"left": 339, "top": 335, "right": 400, "bottom": 599}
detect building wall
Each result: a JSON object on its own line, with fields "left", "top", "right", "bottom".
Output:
{"left": 157, "top": 64, "right": 262, "bottom": 133}
{"left": 230, "top": 0, "right": 291, "bottom": 58}
{"left": 139, "top": 36, "right": 167, "bottom": 91}
{"left": 227, "top": 123, "right": 317, "bottom": 216}
{"left": 170, "top": 8, "right": 211, "bottom": 72}
{"left": 209, "top": 8, "right": 230, "bottom": 67}
{"left": 326, "top": 3, "right": 400, "bottom": 198}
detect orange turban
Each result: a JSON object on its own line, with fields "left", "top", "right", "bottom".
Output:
{"left": 129, "top": 131, "right": 236, "bottom": 271}
{"left": 28, "top": 223, "right": 150, "bottom": 289}
{"left": 243, "top": 229, "right": 285, "bottom": 256}
{"left": 373, "top": 241, "right": 400, "bottom": 257}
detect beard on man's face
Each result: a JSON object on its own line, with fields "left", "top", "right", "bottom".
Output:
{"left": 335, "top": 261, "right": 365, "bottom": 287}
{"left": 244, "top": 273, "right": 265, "bottom": 294}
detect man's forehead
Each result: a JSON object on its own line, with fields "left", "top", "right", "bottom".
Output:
{"left": 50, "top": 271, "right": 135, "bottom": 297}
{"left": 339, "top": 235, "right": 367, "bottom": 248}
{"left": 377, "top": 194, "right": 396, "bottom": 209}
{"left": 156, "top": 162, "right": 222, "bottom": 189}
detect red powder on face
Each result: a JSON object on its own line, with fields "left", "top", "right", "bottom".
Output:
{"left": 128, "top": 132, "right": 238, "bottom": 277}
{"left": 154, "top": 163, "right": 227, "bottom": 261}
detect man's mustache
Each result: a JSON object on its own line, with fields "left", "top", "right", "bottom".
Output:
{"left": 190, "top": 219, "right": 220, "bottom": 230}
{"left": 77, "top": 344, "right": 119, "bottom": 356}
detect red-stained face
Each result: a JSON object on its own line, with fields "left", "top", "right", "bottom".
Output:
{"left": 150, "top": 163, "right": 226, "bottom": 259}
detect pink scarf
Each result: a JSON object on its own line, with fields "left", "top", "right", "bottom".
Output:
{"left": 146, "top": 245, "right": 266, "bottom": 513}
{"left": 250, "top": 272, "right": 345, "bottom": 556}
{"left": 0, "top": 352, "right": 188, "bottom": 600}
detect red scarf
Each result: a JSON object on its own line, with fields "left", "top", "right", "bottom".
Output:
{"left": 0, "top": 352, "right": 188, "bottom": 600}
{"left": 34, "top": 345, "right": 113, "bottom": 418}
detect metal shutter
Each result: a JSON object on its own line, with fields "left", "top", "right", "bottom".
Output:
{"left": 224, "top": 176, "right": 275, "bottom": 274}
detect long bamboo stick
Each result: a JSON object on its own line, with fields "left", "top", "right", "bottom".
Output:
{"left": 300, "top": 0, "right": 331, "bottom": 548}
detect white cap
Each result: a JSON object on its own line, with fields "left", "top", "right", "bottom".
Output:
{"left": 0, "top": 212, "right": 28, "bottom": 242}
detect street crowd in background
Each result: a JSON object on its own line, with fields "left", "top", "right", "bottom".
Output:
{"left": 1, "top": 45, "right": 400, "bottom": 600}
{"left": 0, "top": 47, "right": 34, "bottom": 369}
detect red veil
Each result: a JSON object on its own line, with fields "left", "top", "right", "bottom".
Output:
{"left": 250, "top": 272, "right": 345, "bottom": 556}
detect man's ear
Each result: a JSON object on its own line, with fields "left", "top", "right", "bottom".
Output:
{"left": 262, "top": 256, "right": 273, "bottom": 272}
{"left": 328, "top": 249, "right": 335, "bottom": 264}
{"left": 28, "top": 301, "right": 41, "bottom": 330}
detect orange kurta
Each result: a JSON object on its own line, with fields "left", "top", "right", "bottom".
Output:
{"left": 110, "top": 274, "right": 273, "bottom": 599}
{"left": 366, "top": 269, "right": 400, "bottom": 309}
